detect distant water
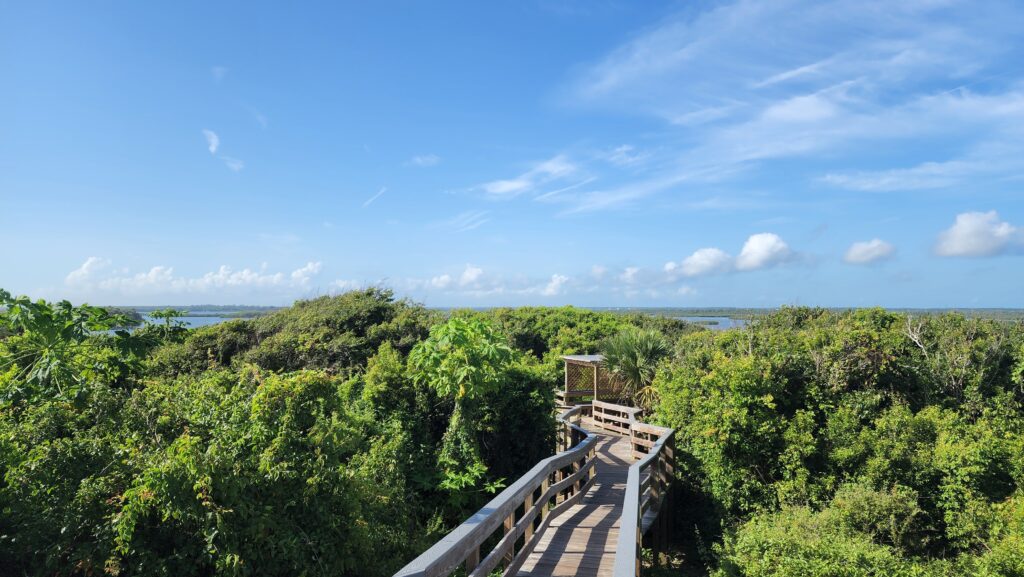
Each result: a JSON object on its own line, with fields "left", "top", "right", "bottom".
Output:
{"left": 142, "top": 315, "right": 235, "bottom": 328}
{"left": 677, "top": 316, "right": 749, "bottom": 331}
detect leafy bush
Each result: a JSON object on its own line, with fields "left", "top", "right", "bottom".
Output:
{"left": 653, "top": 308, "right": 1024, "bottom": 575}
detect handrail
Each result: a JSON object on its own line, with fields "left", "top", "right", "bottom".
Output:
{"left": 590, "top": 399, "right": 675, "bottom": 577}
{"left": 393, "top": 405, "right": 599, "bottom": 577}
{"left": 392, "top": 401, "right": 675, "bottom": 577}
{"left": 612, "top": 425, "right": 674, "bottom": 577}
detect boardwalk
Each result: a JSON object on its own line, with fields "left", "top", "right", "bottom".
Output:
{"left": 391, "top": 402, "right": 673, "bottom": 577}
{"left": 517, "top": 423, "right": 634, "bottom": 577}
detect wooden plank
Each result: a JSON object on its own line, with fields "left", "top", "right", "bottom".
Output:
{"left": 395, "top": 401, "right": 675, "bottom": 577}
{"left": 394, "top": 407, "right": 597, "bottom": 577}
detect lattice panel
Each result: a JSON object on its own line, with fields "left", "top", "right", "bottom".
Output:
{"left": 595, "top": 370, "right": 624, "bottom": 399}
{"left": 564, "top": 361, "right": 595, "bottom": 393}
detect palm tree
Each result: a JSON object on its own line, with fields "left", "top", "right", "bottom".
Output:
{"left": 600, "top": 328, "right": 669, "bottom": 410}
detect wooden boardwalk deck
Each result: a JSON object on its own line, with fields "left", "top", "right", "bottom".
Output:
{"left": 517, "top": 422, "right": 634, "bottom": 577}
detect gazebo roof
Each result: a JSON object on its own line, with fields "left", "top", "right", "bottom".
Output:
{"left": 561, "top": 354, "right": 605, "bottom": 365}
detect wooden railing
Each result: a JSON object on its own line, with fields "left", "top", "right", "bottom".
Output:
{"left": 392, "top": 401, "right": 674, "bottom": 577}
{"left": 393, "top": 405, "right": 599, "bottom": 577}
{"left": 612, "top": 414, "right": 674, "bottom": 577}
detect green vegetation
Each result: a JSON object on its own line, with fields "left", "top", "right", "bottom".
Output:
{"left": 601, "top": 328, "right": 670, "bottom": 410}
{"left": 652, "top": 307, "right": 1024, "bottom": 576}
{"left": 0, "top": 290, "right": 689, "bottom": 576}
{"left": 4, "top": 290, "right": 1022, "bottom": 576}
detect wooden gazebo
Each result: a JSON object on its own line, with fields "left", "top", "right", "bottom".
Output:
{"left": 559, "top": 354, "right": 624, "bottom": 406}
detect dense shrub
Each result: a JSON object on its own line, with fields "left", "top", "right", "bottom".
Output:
{"left": 146, "top": 288, "right": 438, "bottom": 377}
{"left": 0, "top": 291, "right": 556, "bottom": 576}
{"left": 654, "top": 308, "right": 1024, "bottom": 576}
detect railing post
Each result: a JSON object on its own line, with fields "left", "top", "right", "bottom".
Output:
{"left": 554, "top": 468, "right": 563, "bottom": 503}
{"left": 524, "top": 492, "right": 535, "bottom": 541}
{"left": 466, "top": 546, "right": 480, "bottom": 573}
{"left": 503, "top": 513, "right": 515, "bottom": 565}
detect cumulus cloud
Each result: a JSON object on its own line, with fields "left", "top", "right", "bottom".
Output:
{"left": 736, "top": 233, "right": 792, "bottom": 271}
{"left": 665, "top": 234, "right": 795, "bottom": 278}
{"left": 459, "top": 264, "right": 483, "bottom": 286}
{"left": 935, "top": 211, "right": 1019, "bottom": 257}
{"left": 65, "top": 256, "right": 111, "bottom": 285}
{"left": 619, "top": 266, "right": 640, "bottom": 284}
{"left": 844, "top": 239, "right": 895, "bottom": 264}
{"left": 677, "top": 247, "right": 733, "bottom": 277}
{"left": 430, "top": 274, "right": 452, "bottom": 289}
{"left": 331, "top": 279, "right": 360, "bottom": 291}
{"left": 591, "top": 265, "right": 608, "bottom": 279}
{"left": 290, "top": 262, "right": 323, "bottom": 285}
{"left": 541, "top": 274, "right": 569, "bottom": 296}
{"left": 64, "top": 258, "right": 323, "bottom": 296}
{"left": 202, "top": 129, "right": 219, "bottom": 154}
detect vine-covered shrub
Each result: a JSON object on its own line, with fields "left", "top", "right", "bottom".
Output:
{"left": 0, "top": 291, "right": 556, "bottom": 576}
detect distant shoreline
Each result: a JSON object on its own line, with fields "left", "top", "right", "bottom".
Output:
{"left": 109, "top": 305, "right": 1024, "bottom": 323}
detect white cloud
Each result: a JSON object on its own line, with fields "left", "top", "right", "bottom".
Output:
{"left": 430, "top": 274, "right": 452, "bottom": 289}
{"left": 822, "top": 159, "right": 984, "bottom": 192}
{"left": 480, "top": 155, "right": 579, "bottom": 198}
{"left": 290, "top": 262, "right": 323, "bottom": 285}
{"left": 63, "top": 259, "right": 324, "bottom": 296}
{"left": 484, "top": 179, "right": 531, "bottom": 195}
{"left": 591, "top": 265, "right": 608, "bottom": 279}
{"left": 65, "top": 256, "right": 111, "bottom": 285}
{"left": 541, "top": 274, "right": 569, "bottom": 296}
{"left": 459, "top": 264, "right": 483, "bottom": 286}
{"left": 331, "top": 279, "right": 360, "bottom": 291}
{"left": 753, "top": 58, "right": 831, "bottom": 88}
{"left": 678, "top": 247, "right": 733, "bottom": 277}
{"left": 525, "top": 0, "right": 1024, "bottom": 213}
{"left": 678, "top": 285, "right": 697, "bottom": 296}
{"left": 362, "top": 186, "right": 387, "bottom": 207}
{"left": 438, "top": 210, "right": 490, "bottom": 232}
{"left": 736, "top": 233, "right": 792, "bottom": 271}
{"left": 202, "top": 129, "right": 219, "bottom": 154}
{"left": 844, "top": 239, "right": 895, "bottom": 264}
{"left": 620, "top": 266, "right": 640, "bottom": 284}
{"left": 935, "top": 211, "right": 1019, "bottom": 257}
{"left": 762, "top": 93, "right": 839, "bottom": 123}
{"left": 409, "top": 154, "right": 440, "bottom": 167}
{"left": 603, "top": 145, "right": 646, "bottom": 167}
{"left": 221, "top": 156, "right": 244, "bottom": 172}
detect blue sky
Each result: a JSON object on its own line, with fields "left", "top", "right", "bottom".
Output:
{"left": 2, "top": 0, "right": 1023, "bottom": 307}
